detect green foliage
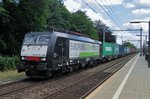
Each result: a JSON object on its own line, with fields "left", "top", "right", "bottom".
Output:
{"left": 70, "top": 11, "right": 98, "bottom": 39}
{"left": 94, "top": 20, "right": 116, "bottom": 43}
{"left": 18, "top": 0, "right": 49, "bottom": 32}
{"left": 0, "top": 39, "right": 7, "bottom": 52}
{"left": 122, "top": 41, "right": 136, "bottom": 48}
{"left": 0, "top": 0, "right": 50, "bottom": 55}
{"left": 47, "top": 0, "right": 72, "bottom": 29}
{"left": 0, "top": 0, "right": 110, "bottom": 56}
{"left": 47, "top": 2, "right": 98, "bottom": 39}
{"left": 0, "top": 56, "right": 19, "bottom": 70}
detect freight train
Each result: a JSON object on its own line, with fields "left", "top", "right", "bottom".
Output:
{"left": 17, "top": 31, "right": 136, "bottom": 78}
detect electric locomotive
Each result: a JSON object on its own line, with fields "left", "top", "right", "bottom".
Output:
{"left": 17, "top": 31, "right": 101, "bottom": 78}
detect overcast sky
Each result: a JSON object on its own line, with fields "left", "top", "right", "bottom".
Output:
{"left": 64, "top": 0, "right": 150, "bottom": 47}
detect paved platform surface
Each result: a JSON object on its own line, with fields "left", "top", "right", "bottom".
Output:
{"left": 86, "top": 54, "right": 150, "bottom": 99}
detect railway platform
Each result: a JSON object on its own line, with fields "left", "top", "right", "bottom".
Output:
{"left": 85, "top": 54, "right": 150, "bottom": 99}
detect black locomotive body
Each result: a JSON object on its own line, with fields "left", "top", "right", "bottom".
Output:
{"left": 18, "top": 31, "right": 101, "bottom": 78}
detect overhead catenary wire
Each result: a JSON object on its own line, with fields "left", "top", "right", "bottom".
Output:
{"left": 107, "top": 0, "right": 124, "bottom": 25}
{"left": 105, "top": 0, "right": 126, "bottom": 40}
{"left": 94, "top": 0, "right": 123, "bottom": 30}
{"left": 80, "top": 0, "right": 117, "bottom": 29}
{"left": 81, "top": 0, "right": 125, "bottom": 43}
{"left": 101, "top": 0, "right": 124, "bottom": 29}
{"left": 102, "top": 0, "right": 128, "bottom": 33}
{"left": 64, "top": 0, "right": 137, "bottom": 43}
{"left": 107, "top": 0, "right": 138, "bottom": 40}
{"left": 100, "top": 0, "right": 122, "bottom": 27}
{"left": 97, "top": 0, "right": 134, "bottom": 40}
{"left": 82, "top": 0, "right": 127, "bottom": 41}
{"left": 81, "top": 0, "right": 115, "bottom": 29}
{"left": 98, "top": 0, "right": 125, "bottom": 40}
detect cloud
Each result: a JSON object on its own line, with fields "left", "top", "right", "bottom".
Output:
{"left": 74, "top": 0, "right": 124, "bottom": 6}
{"left": 144, "top": 17, "right": 150, "bottom": 20}
{"left": 100, "top": 0, "right": 123, "bottom": 6}
{"left": 64, "top": 0, "right": 113, "bottom": 27}
{"left": 123, "top": 20, "right": 149, "bottom": 33}
{"left": 132, "top": 9, "right": 150, "bottom": 15}
{"left": 121, "top": 22, "right": 147, "bottom": 46}
{"left": 133, "top": 0, "right": 150, "bottom": 8}
{"left": 124, "top": 0, "right": 150, "bottom": 9}
{"left": 64, "top": 0, "right": 124, "bottom": 12}
{"left": 81, "top": 8, "right": 112, "bottom": 26}
{"left": 64, "top": 0, "right": 81, "bottom": 12}
{"left": 115, "top": 31, "right": 139, "bottom": 45}
{"left": 124, "top": 2, "right": 135, "bottom": 8}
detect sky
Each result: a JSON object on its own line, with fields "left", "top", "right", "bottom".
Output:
{"left": 63, "top": 0, "right": 150, "bottom": 48}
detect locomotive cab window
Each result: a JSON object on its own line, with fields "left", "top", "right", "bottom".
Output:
{"left": 38, "top": 35, "right": 50, "bottom": 44}
{"left": 23, "top": 34, "right": 50, "bottom": 45}
{"left": 24, "top": 35, "right": 38, "bottom": 44}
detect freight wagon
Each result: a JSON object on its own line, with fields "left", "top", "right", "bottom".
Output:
{"left": 102, "top": 42, "right": 114, "bottom": 61}
{"left": 119, "top": 45, "right": 125, "bottom": 57}
{"left": 113, "top": 43, "right": 119, "bottom": 58}
{"left": 126, "top": 47, "right": 130, "bottom": 55}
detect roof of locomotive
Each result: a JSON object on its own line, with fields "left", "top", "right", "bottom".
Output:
{"left": 25, "top": 31, "right": 101, "bottom": 44}
{"left": 54, "top": 31, "right": 101, "bottom": 44}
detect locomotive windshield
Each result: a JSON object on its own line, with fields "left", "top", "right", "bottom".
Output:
{"left": 23, "top": 34, "right": 50, "bottom": 45}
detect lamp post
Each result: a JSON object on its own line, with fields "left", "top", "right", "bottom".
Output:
{"left": 130, "top": 21, "right": 150, "bottom": 68}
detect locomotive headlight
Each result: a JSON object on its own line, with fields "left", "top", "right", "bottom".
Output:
{"left": 21, "top": 57, "right": 25, "bottom": 60}
{"left": 41, "top": 57, "right": 46, "bottom": 61}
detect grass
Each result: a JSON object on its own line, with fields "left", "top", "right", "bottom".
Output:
{"left": 0, "top": 70, "right": 25, "bottom": 81}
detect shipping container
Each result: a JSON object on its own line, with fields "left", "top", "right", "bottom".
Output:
{"left": 102, "top": 42, "right": 114, "bottom": 56}
{"left": 127, "top": 47, "right": 130, "bottom": 54}
{"left": 119, "top": 45, "right": 125, "bottom": 56}
{"left": 130, "top": 48, "right": 136, "bottom": 53}
{"left": 113, "top": 43, "right": 119, "bottom": 55}
{"left": 124, "top": 47, "right": 127, "bottom": 54}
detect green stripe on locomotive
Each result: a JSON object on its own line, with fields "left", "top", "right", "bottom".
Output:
{"left": 79, "top": 52, "right": 99, "bottom": 58}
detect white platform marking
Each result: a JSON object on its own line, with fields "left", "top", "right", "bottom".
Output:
{"left": 112, "top": 54, "right": 139, "bottom": 99}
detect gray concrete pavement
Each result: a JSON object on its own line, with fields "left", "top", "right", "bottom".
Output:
{"left": 86, "top": 54, "right": 150, "bottom": 99}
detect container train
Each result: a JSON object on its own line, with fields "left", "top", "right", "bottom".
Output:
{"left": 17, "top": 31, "right": 136, "bottom": 78}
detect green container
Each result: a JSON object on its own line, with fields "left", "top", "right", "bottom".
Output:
{"left": 102, "top": 42, "right": 114, "bottom": 56}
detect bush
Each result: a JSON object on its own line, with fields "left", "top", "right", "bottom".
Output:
{"left": 0, "top": 56, "right": 19, "bottom": 71}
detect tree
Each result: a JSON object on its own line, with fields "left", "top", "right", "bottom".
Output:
{"left": 47, "top": 2, "right": 98, "bottom": 39}
{"left": 0, "top": 0, "right": 19, "bottom": 55}
{"left": 122, "top": 41, "right": 136, "bottom": 48}
{"left": 0, "top": 0, "right": 50, "bottom": 55}
{"left": 71, "top": 11, "right": 98, "bottom": 39}
{"left": 47, "top": 0, "right": 72, "bottom": 30}
{"left": 94, "top": 20, "right": 116, "bottom": 43}
{"left": 18, "top": 0, "right": 49, "bottom": 32}
{"left": 1, "top": 0, "right": 109, "bottom": 55}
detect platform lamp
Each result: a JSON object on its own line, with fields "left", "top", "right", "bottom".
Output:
{"left": 130, "top": 21, "right": 150, "bottom": 68}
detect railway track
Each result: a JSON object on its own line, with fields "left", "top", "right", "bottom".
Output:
{"left": 81, "top": 58, "right": 132, "bottom": 99}
{"left": 0, "top": 78, "right": 45, "bottom": 97}
{"left": 43, "top": 55, "right": 133, "bottom": 99}
{"left": 0, "top": 54, "right": 136, "bottom": 99}
{"left": 0, "top": 78, "right": 27, "bottom": 88}
{"left": 0, "top": 76, "right": 65, "bottom": 97}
